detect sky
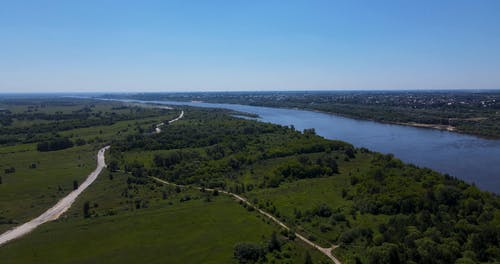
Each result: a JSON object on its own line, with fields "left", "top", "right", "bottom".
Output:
{"left": 0, "top": 0, "right": 499, "bottom": 93}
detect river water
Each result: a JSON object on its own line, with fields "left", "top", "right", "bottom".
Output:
{"left": 124, "top": 99, "right": 500, "bottom": 193}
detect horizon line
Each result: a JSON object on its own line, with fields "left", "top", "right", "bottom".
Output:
{"left": 1, "top": 88, "right": 500, "bottom": 95}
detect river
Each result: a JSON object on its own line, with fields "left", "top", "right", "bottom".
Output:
{"left": 119, "top": 99, "right": 500, "bottom": 193}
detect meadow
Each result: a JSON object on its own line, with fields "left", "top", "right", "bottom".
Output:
{"left": 0, "top": 168, "right": 330, "bottom": 264}
{"left": 0, "top": 99, "right": 177, "bottom": 233}
{"left": 0, "top": 144, "right": 96, "bottom": 233}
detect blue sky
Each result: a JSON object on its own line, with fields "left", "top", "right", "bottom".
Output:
{"left": 1, "top": 0, "right": 499, "bottom": 92}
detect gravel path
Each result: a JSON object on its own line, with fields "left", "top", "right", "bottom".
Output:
{"left": 155, "top": 110, "right": 184, "bottom": 133}
{"left": 0, "top": 146, "right": 110, "bottom": 247}
{"left": 151, "top": 177, "right": 341, "bottom": 264}
{"left": 0, "top": 107, "right": 183, "bottom": 246}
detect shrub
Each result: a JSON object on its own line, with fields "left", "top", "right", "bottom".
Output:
{"left": 73, "top": 180, "right": 78, "bottom": 190}
{"left": 37, "top": 137, "right": 74, "bottom": 152}
{"left": 234, "top": 242, "right": 263, "bottom": 263}
{"left": 4, "top": 167, "right": 15, "bottom": 174}
{"left": 314, "top": 203, "right": 333, "bottom": 217}
{"left": 83, "top": 201, "right": 91, "bottom": 218}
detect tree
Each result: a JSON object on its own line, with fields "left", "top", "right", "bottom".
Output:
{"left": 304, "top": 251, "right": 313, "bottom": 264}
{"left": 37, "top": 138, "right": 74, "bottom": 152}
{"left": 298, "top": 156, "right": 311, "bottom": 165}
{"left": 455, "top": 257, "right": 476, "bottom": 264}
{"left": 324, "top": 156, "right": 339, "bottom": 174}
{"left": 268, "top": 231, "right": 281, "bottom": 252}
{"left": 372, "top": 169, "right": 384, "bottom": 182}
{"left": 234, "top": 242, "right": 263, "bottom": 263}
{"left": 303, "top": 128, "right": 316, "bottom": 136}
{"left": 83, "top": 201, "right": 91, "bottom": 218}
{"left": 229, "top": 158, "right": 241, "bottom": 169}
{"left": 0, "top": 175, "right": 2, "bottom": 184}
{"left": 75, "top": 138, "right": 86, "bottom": 146}
{"left": 345, "top": 148, "right": 356, "bottom": 159}
{"left": 108, "top": 160, "right": 119, "bottom": 172}
{"left": 436, "top": 185, "right": 461, "bottom": 206}
{"left": 368, "top": 243, "right": 400, "bottom": 264}
{"left": 73, "top": 180, "right": 78, "bottom": 190}
{"left": 314, "top": 204, "right": 332, "bottom": 217}
{"left": 415, "top": 237, "right": 438, "bottom": 263}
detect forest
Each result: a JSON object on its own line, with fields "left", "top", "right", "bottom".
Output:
{"left": 0, "top": 98, "right": 172, "bottom": 145}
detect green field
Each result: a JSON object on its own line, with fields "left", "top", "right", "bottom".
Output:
{"left": 0, "top": 199, "right": 288, "bottom": 264}
{"left": 0, "top": 169, "right": 330, "bottom": 264}
{"left": 0, "top": 144, "right": 97, "bottom": 233}
{"left": 0, "top": 99, "right": 178, "bottom": 233}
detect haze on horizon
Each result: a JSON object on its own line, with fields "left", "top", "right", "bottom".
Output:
{"left": 1, "top": 0, "right": 499, "bottom": 93}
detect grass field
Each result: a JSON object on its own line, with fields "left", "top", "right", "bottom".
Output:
{"left": 0, "top": 144, "right": 97, "bottom": 233}
{"left": 245, "top": 173, "right": 390, "bottom": 262}
{"left": 0, "top": 169, "right": 331, "bottom": 264}
{"left": 59, "top": 115, "right": 172, "bottom": 141}
{"left": 0, "top": 99, "right": 179, "bottom": 233}
{"left": 118, "top": 145, "right": 381, "bottom": 261}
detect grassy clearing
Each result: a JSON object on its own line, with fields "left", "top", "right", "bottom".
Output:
{"left": 244, "top": 153, "right": 377, "bottom": 248}
{"left": 0, "top": 198, "right": 272, "bottom": 264}
{"left": 0, "top": 169, "right": 330, "bottom": 264}
{"left": 0, "top": 99, "right": 179, "bottom": 233}
{"left": 59, "top": 115, "right": 169, "bottom": 142}
{"left": 0, "top": 144, "right": 97, "bottom": 233}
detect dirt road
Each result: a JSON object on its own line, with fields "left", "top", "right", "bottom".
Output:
{"left": 168, "top": 110, "right": 184, "bottom": 124}
{"left": 0, "top": 146, "right": 110, "bottom": 247}
{"left": 155, "top": 110, "right": 184, "bottom": 133}
{"left": 151, "top": 177, "right": 341, "bottom": 264}
{"left": 0, "top": 108, "right": 182, "bottom": 246}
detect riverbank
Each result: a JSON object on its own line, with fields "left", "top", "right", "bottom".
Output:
{"left": 108, "top": 98, "right": 500, "bottom": 193}
{"left": 282, "top": 105, "right": 497, "bottom": 139}
{"left": 123, "top": 97, "right": 498, "bottom": 139}
{"left": 397, "top": 121, "right": 456, "bottom": 132}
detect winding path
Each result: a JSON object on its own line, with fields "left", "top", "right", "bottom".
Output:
{"left": 151, "top": 177, "right": 341, "bottom": 264}
{"left": 155, "top": 110, "right": 184, "bottom": 133}
{"left": 0, "top": 107, "right": 184, "bottom": 246}
{"left": 151, "top": 108, "right": 341, "bottom": 263}
{"left": 0, "top": 146, "right": 110, "bottom": 247}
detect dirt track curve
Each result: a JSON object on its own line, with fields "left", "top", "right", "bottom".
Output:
{"left": 151, "top": 177, "right": 341, "bottom": 264}
{"left": 0, "top": 146, "right": 109, "bottom": 247}
{"left": 155, "top": 110, "right": 184, "bottom": 133}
